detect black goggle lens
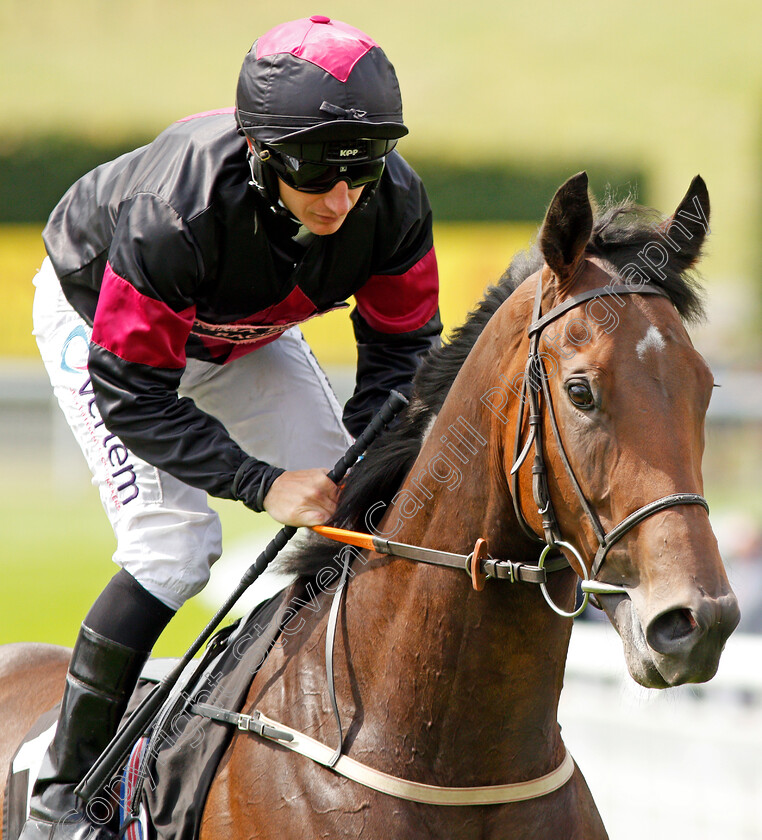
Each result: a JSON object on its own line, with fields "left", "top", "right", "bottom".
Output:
{"left": 262, "top": 149, "right": 386, "bottom": 193}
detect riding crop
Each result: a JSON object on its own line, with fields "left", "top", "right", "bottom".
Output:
{"left": 75, "top": 389, "right": 409, "bottom": 804}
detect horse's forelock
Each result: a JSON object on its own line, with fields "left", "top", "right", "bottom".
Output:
{"left": 586, "top": 199, "right": 706, "bottom": 324}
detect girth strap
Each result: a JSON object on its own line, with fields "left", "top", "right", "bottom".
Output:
{"left": 190, "top": 702, "right": 294, "bottom": 741}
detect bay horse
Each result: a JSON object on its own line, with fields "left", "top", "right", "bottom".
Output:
{"left": 0, "top": 173, "right": 740, "bottom": 840}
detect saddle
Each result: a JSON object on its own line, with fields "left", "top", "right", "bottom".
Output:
{"left": 4, "top": 580, "right": 309, "bottom": 840}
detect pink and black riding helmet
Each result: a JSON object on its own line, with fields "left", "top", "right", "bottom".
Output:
{"left": 236, "top": 16, "right": 408, "bottom": 203}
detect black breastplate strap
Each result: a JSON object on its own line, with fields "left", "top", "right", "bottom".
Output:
{"left": 511, "top": 271, "right": 710, "bottom": 590}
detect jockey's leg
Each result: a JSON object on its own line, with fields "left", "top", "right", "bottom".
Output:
{"left": 26, "top": 263, "right": 350, "bottom": 838}
{"left": 26, "top": 261, "right": 223, "bottom": 838}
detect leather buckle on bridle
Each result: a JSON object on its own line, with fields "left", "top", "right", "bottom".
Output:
{"left": 465, "top": 538, "right": 490, "bottom": 591}
{"left": 488, "top": 559, "right": 517, "bottom": 584}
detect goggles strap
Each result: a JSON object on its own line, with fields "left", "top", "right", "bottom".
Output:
{"left": 320, "top": 101, "right": 368, "bottom": 120}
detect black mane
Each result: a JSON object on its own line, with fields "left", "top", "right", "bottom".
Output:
{"left": 282, "top": 197, "right": 706, "bottom": 577}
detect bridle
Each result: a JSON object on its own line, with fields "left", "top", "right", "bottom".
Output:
{"left": 509, "top": 266, "right": 710, "bottom": 616}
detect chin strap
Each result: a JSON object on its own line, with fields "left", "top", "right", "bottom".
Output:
{"left": 246, "top": 149, "right": 293, "bottom": 218}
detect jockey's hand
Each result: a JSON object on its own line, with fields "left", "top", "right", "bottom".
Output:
{"left": 263, "top": 469, "right": 339, "bottom": 527}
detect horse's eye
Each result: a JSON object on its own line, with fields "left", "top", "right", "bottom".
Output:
{"left": 567, "top": 381, "right": 595, "bottom": 410}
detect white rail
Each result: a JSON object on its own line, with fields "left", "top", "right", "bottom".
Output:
{"left": 560, "top": 623, "right": 762, "bottom": 839}
{"left": 1, "top": 363, "right": 762, "bottom": 419}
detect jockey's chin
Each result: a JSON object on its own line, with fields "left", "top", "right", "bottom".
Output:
{"left": 277, "top": 180, "right": 364, "bottom": 236}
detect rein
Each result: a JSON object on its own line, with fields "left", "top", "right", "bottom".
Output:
{"left": 191, "top": 523, "right": 582, "bottom": 807}
{"left": 311, "top": 525, "right": 580, "bottom": 590}
{"left": 192, "top": 540, "right": 576, "bottom": 806}
{"left": 193, "top": 537, "right": 576, "bottom": 805}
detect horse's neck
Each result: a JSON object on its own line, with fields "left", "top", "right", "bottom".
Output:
{"left": 341, "top": 328, "right": 575, "bottom": 785}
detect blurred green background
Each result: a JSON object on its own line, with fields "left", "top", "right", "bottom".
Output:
{"left": 1, "top": 0, "right": 761, "bottom": 656}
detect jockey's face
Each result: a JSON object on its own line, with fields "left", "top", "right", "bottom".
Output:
{"left": 277, "top": 178, "right": 364, "bottom": 236}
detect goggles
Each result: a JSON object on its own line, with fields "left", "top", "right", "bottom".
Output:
{"left": 257, "top": 138, "right": 395, "bottom": 194}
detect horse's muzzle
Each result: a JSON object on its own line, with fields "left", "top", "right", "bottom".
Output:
{"left": 602, "top": 588, "right": 740, "bottom": 688}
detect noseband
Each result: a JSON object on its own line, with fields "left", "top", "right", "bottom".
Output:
{"left": 509, "top": 268, "right": 709, "bottom": 617}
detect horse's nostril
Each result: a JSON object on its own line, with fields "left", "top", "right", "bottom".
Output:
{"left": 646, "top": 608, "right": 700, "bottom": 654}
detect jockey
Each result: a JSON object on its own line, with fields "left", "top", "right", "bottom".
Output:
{"left": 23, "top": 16, "right": 440, "bottom": 840}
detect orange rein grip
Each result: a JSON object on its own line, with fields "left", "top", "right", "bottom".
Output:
{"left": 311, "top": 525, "right": 376, "bottom": 552}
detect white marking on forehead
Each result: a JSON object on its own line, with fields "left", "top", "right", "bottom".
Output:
{"left": 636, "top": 325, "right": 666, "bottom": 361}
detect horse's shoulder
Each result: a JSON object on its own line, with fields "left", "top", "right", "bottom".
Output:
{"left": 0, "top": 643, "right": 71, "bottom": 798}
{"left": 0, "top": 642, "right": 71, "bottom": 680}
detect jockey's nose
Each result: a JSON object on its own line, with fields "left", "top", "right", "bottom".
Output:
{"left": 322, "top": 181, "right": 355, "bottom": 216}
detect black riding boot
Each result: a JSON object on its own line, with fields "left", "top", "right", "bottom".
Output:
{"left": 18, "top": 624, "right": 150, "bottom": 839}
{"left": 19, "top": 570, "right": 175, "bottom": 839}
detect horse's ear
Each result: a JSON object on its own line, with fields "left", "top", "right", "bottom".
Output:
{"left": 661, "top": 175, "right": 710, "bottom": 271}
{"left": 539, "top": 172, "right": 594, "bottom": 292}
